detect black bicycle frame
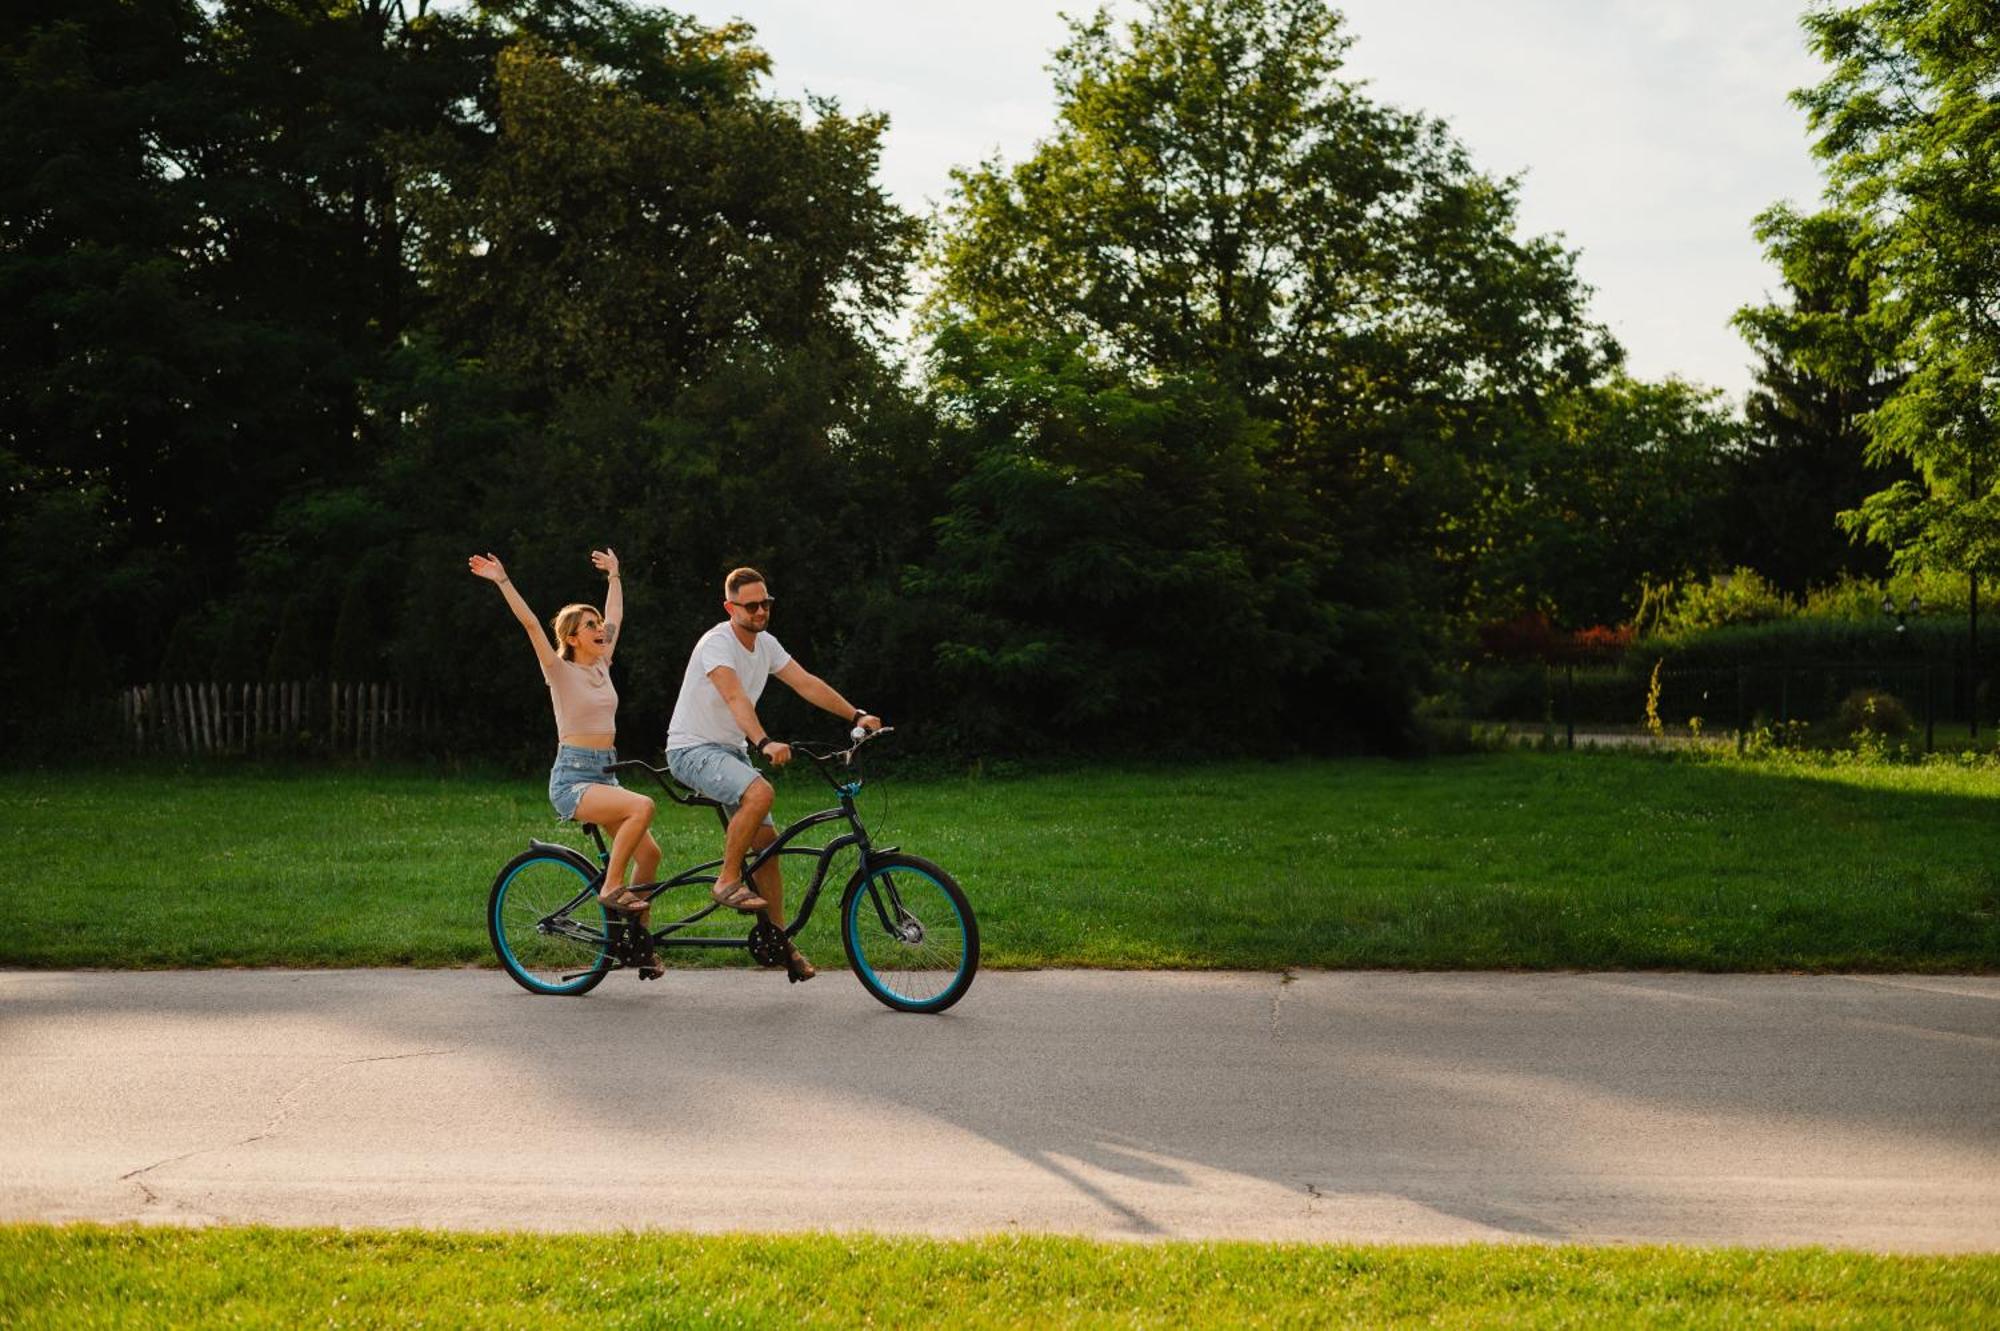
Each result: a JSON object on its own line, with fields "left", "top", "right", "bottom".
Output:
{"left": 646, "top": 797, "right": 877, "bottom": 949}
{"left": 540, "top": 759, "right": 898, "bottom": 952}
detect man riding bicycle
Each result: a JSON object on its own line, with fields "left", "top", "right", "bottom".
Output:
{"left": 665, "top": 567, "right": 882, "bottom": 981}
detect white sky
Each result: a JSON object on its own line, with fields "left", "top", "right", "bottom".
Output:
{"left": 676, "top": 1, "right": 1830, "bottom": 402}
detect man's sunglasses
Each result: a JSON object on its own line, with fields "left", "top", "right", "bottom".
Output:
{"left": 728, "top": 597, "right": 775, "bottom": 613}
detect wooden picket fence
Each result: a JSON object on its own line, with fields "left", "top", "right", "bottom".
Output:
{"left": 119, "top": 681, "right": 428, "bottom": 757}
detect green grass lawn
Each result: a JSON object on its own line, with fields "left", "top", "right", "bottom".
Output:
{"left": 2, "top": 1225, "right": 1994, "bottom": 1329}
{"left": 2, "top": 750, "right": 1996, "bottom": 971}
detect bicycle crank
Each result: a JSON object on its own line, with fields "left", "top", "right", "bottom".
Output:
{"left": 747, "top": 919, "right": 790, "bottom": 967}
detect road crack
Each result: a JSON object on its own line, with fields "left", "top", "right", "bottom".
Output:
{"left": 1270, "top": 969, "right": 1297, "bottom": 1042}
{"left": 119, "top": 1045, "right": 462, "bottom": 1206}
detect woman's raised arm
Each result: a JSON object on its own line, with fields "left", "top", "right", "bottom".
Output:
{"left": 592, "top": 547, "right": 622, "bottom": 658}
{"left": 468, "top": 553, "right": 557, "bottom": 668}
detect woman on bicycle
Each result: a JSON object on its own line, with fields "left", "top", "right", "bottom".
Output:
{"left": 468, "top": 549, "right": 662, "bottom": 936}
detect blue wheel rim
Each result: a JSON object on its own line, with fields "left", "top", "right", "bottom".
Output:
{"left": 493, "top": 856, "right": 607, "bottom": 994}
{"left": 846, "top": 866, "right": 970, "bottom": 1009}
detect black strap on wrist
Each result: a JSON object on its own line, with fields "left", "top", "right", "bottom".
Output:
{"left": 754, "top": 735, "right": 773, "bottom": 753}
{"left": 850, "top": 708, "right": 866, "bottom": 725}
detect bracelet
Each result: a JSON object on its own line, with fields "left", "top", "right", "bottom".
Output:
{"left": 498, "top": 577, "right": 510, "bottom": 585}
{"left": 754, "top": 735, "right": 773, "bottom": 752}
{"left": 850, "top": 708, "right": 867, "bottom": 725}
{"left": 608, "top": 572, "right": 620, "bottom": 580}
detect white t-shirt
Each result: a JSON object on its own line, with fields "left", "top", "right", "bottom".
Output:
{"left": 665, "top": 623, "right": 794, "bottom": 751}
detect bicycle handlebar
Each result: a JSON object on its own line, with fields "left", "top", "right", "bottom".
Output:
{"left": 787, "top": 724, "right": 893, "bottom": 767}
{"left": 602, "top": 726, "right": 892, "bottom": 797}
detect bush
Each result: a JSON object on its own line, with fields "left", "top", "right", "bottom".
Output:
{"left": 1456, "top": 662, "right": 1551, "bottom": 720}
{"left": 1476, "top": 612, "right": 1564, "bottom": 662}
{"left": 1658, "top": 568, "right": 1792, "bottom": 636}
{"left": 1569, "top": 623, "right": 1634, "bottom": 662}
{"left": 1642, "top": 616, "right": 1988, "bottom": 669}
{"left": 1835, "top": 688, "right": 1914, "bottom": 738}
{"left": 1475, "top": 613, "right": 1634, "bottom": 665}
{"left": 1803, "top": 569, "right": 1999, "bottom": 622}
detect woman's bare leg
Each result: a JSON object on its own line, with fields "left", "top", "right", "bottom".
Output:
{"left": 574, "top": 784, "right": 656, "bottom": 905}
{"left": 632, "top": 831, "right": 662, "bottom": 886}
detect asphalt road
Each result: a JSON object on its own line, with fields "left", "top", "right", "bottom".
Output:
{"left": 3, "top": 968, "right": 1995, "bottom": 1250}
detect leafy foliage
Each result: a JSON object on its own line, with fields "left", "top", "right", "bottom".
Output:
{"left": 1474, "top": 377, "right": 1740, "bottom": 626}
{"left": 1657, "top": 568, "right": 1796, "bottom": 637}
{"left": 1730, "top": 205, "right": 1907, "bottom": 592}
{"left": 1795, "top": 1, "right": 2000, "bottom": 629}
{"left": 927, "top": 0, "right": 1629, "bottom": 742}
{"left": 906, "top": 328, "right": 1338, "bottom": 753}
{"left": 4, "top": 0, "right": 1841, "bottom": 759}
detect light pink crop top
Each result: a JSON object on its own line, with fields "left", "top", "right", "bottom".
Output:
{"left": 542, "top": 655, "right": 618, "bottom": 739}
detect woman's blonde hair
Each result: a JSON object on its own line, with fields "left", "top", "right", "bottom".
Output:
{"left": 550, "top": 603, "right": 602, "bottom": 661}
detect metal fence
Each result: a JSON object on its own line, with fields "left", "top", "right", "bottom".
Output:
{"left": 1539, "top": 660, "right": 1991, "bottom": 751}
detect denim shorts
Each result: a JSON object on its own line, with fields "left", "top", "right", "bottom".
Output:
{"left": 667, "top": 743, "right": 774, "bottom": 827}
{"left": 548, "top": 744, "right": 618, "bottom": 821}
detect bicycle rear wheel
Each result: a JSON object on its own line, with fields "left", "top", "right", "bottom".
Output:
{"left": 840, "top": 853, "right": 978, "bottom": 1013}
{"left": 488, "top": 850, "right": 612, "bottom": 995}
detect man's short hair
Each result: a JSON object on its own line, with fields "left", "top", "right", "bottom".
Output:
{"left": 725, "top": 566, "right": 766, "bottom": 598}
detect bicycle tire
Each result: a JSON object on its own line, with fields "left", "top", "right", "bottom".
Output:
{"left": 488, "top": 849, "right": 613, "bottom": 996}
{"left": 839, "top": 852, "right": 978, "bottom": 1013}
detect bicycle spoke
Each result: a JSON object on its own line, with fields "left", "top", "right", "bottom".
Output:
{"left": 491, "top": 854, "right": 611, "bottom": 993}
{"left": 845, "top": 863, "right": 974, "bottom": 1007}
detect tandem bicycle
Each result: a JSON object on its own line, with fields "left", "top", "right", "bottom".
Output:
{"left": 485, "top": 728, "right": 978, "bottom": 1013}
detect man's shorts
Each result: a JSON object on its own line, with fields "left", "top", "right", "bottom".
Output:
{"left": 666, "top": 743, "right": 777, "bottom": 827}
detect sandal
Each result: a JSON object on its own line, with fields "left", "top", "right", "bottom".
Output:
{"left": 599, "top": 883, "right": 652, "bottom": 915}
{"left": 785, "top": 949, "right": 817, "bottom": 984}
{"left": 636, "top": 940, "right": 665, "bottom": 981}
{"left": 711, "top": 879, "right": 768, "bottom": 913}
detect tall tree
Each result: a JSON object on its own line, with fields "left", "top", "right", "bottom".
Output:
{"left": 0, "top": 0, "right": 212, "bottom": 733}
{"left": 934, "top": 0, "right": 1610, "bottom": 414}
{"left": 1730, "top": 204, "right": 1905, "bottom": 593}
{"left": 0, "top": 0, "right": 497, "bottom": 696}
{"left": 929, "top": 0, "right": 1614, "bottom": 743}
{"left": 382, "top": 17, "right": 924, "bottom": 746}
{"left": 1797, "top": 0, "right": 2000, "bottom": 658}
{"left": 905, "top": 327, "right": 1336, "bottom": 753}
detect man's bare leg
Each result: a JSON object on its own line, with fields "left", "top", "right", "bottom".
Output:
{"left": 746, "top": 816, "right": 812, "bottom": 977}
{"left": 715, "top": 779, "right": 773, "bottom": 910}
{"left": 748, "top": 825, "right": 783, "bottom": 921}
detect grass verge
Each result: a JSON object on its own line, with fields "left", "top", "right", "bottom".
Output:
{"left": 2, "top": 1224, "right": 1995, "bottom": 1329}
{"left": 2, "top": 750, "right": 1996, "bottom": 970}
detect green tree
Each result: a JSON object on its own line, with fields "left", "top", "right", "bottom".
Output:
{"left": 0, "top": 0, "right": 208, "bottom": 713}
{"left": 929, "top": 0, "right": 1614, "bottom": 742}
{"left": 381, "top": 15, "right": 925, "bottom": 749}
{"left": 1730, "top": 205, "right": 1906, "bottom": 593}
{"left": 1, "top": 0, "right": 498, "bottom": 702}
{"left": 403, "top": 31, "right": 915, "bottom": 402}
{"left": 1796, "top": 0, "right": 2000, "bottom": 657}
{"left": 904, "top": 327, "right": 1343, "bottom": 753}
{"left": 935, "top": 0, "right": 1610, "bottom": 409}
{"left": 1477, "top": 377, "right": 1741, "bottom": 628}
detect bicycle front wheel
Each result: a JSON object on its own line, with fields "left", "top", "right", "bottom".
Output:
{"left": 488, "top": 850, "right": 612, "bottom": 996}
{"left": 840, "top": 853, "right": 978, "bottom": 1013}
